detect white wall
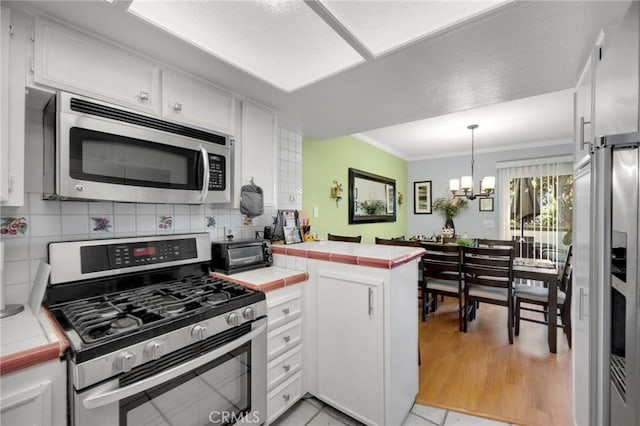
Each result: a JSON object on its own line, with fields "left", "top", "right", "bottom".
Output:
{"left": 0, "top": 106, "right": 302, "bottom": 304}
{"left": 407, "top": 142, "right": 573, "bottom": 239}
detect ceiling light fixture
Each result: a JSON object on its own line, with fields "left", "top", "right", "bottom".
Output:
{"left": 449, "top": 124, "right": 495, "bottom": 200}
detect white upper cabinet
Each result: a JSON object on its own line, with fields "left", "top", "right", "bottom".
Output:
{"left": 1, "top": 7, "right": 26, "bottom": 206}
{"left": 574, "top": 54, "right": 593, "bottom": 166}
{"left": 162, "top": 70, "right": 235, "bottom": 135}
{"left": 241, "top": 101, "right": 278, "bottom": 207}
{"left": 33, "top": 17, "right": 160, "bottom": 114}
{"left": 593, "top": 1, "right": 639, "bottom": 139}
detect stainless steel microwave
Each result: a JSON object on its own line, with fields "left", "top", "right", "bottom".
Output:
{"left": 43, "top": 91, "right": 231, "bottom": 204}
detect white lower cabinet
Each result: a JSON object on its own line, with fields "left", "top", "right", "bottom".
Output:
{"left": 0, "top": 359, "right": 66, "bottom": 426}
{"left": 306, "top": 259, "right": 419, "bottom": 426}
{"left": 316, "top": 269, "right": 383, "bottom": 425}
{"left": 265, "top": 284, "right": 305, "bottom": 425}
{"left": 267, "top": 372, "right": 303, "bottom": 424}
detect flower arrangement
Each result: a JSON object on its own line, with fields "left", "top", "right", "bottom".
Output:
{"left": 432, "top": 197, "right": 469, "bottom": 220}
{"left": 359, "top": 199, "right": 385, "bottom": 215}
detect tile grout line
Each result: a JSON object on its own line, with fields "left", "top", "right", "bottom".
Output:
{"left": 409, "top": 409, "right": 442, "bottom": 426}
{"left": 303, "top": 406, "right": 324, "bottom": 426}
{"left": 441, "top": 410, "right": 449, "bottom": 426}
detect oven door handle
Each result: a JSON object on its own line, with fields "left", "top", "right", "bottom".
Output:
{"left": 82, "top": 319, "right": 267, "bottom": 410}
{"left": 199, "top": 144, "right": 210, "bottom": 202}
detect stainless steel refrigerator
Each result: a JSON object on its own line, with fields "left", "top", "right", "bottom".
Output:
{"left": 585, "top": 132, "right": 640, "bottom": 426}
{"left": 606, "top": 133, "right": 639, "bottom": 426}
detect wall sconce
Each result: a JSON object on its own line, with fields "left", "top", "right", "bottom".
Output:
{"left": 397, "top": 192, "right": 404, "bottom": 207}
{"left": 330, "top": 181, "right": 343, "bottom": 207}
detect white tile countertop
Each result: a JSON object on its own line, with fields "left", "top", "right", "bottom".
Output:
{"left": 0, "top": 305, "right": 68, "bottom": 375}
{"left": 212, "top": 266, "right": 308, "bottom": 292}
{"left": 271, "top": 241, "right": 425, "bottom": 269}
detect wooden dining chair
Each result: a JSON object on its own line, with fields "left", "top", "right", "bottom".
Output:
{"left": 422, "top": 243, "right": 463, "bottom": 329}
{"left": 327, "top": 233, "right": 362, "bottom": 243}
{"left": 375, "top": 237, "right": 424, "bottom": 363}
{"left": 514, "top": 245, "right": 573, "bottom": 346}
{"left": 462, "top": 246, "right": 515, "bottom": 343}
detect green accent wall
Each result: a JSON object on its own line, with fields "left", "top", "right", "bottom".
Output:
{"left": 302, "top": 135, "right": 407, "bottom": 244}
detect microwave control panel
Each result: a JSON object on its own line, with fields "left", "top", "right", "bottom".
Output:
{"left": 208, "top": 154, "right": 226, "bottom": 190}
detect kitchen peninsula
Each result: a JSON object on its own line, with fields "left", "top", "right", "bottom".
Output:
{"left": 272, "top": 241, "right": 424, "bottom": 426}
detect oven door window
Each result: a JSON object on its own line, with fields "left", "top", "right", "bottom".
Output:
{"left": 69, "top": 128, "right": 203, "bottom": 190}
{"left": 120, "top": 344, "right": 251, "bottom": 426}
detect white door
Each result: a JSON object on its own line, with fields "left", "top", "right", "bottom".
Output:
{"left": 316, "top": 270, "right": 383, "bottom": 426}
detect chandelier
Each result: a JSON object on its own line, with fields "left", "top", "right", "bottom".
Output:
{"left": 449, "top": 124, "right": 495, "bottom": 200}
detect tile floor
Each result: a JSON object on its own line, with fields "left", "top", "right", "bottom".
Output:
{"left": 271, "top": 394, "right": 516, "bottom": 426}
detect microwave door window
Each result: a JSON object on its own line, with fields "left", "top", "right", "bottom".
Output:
{"left": 69, "top": 128, "right": 202, "bottom": 190}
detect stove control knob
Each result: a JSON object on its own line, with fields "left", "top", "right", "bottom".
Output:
{"left": 242, "top": 307, "right": 257, "bottom": 321}
{"left": 144, "top": 341, "right": 164, "bottom": 360}
{"left": 226, "top": 312, "right": 241, "bottom": 326}
{"left": 114, "top": 351, "right": 137, "bottom": 373}
{"left": 191, "top": 324, "right": 208, "bottom": 341}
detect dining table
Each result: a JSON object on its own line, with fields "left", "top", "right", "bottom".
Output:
{"left": 513, "top": 257, "right": 559, "bottom": 353}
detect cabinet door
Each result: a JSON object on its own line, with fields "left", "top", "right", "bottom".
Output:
{"left": 0, "top": 381, "right": 52, "bottom": 426}
{"left": 241, "top": 101, "right": 278, "bottom": 207}
{"left": 1, "top": 7, "right": 10, "bottom": 202}
{"left": 316, "top": 270, "right": 383, "bottom": 426}
{"left": 572, "top": 161, "right": 592, "bottom": 426}
{"left": 574, "top": 55, "right": 593, "bottom": 165}
{"left": 34, "top": 17, "right": 159, "bottom": 114}
{"left": 1, "top": 7, "right": 26, "bottom": 206}
{"left": 594, "top": 2, "right": 639, "bottom": 138}
{"left": 162, "top": 70, "right": 235, "bottom": 135}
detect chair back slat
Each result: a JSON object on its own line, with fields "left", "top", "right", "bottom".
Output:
{"left": 375, "top": 237, "right": 422, "bottom": 247}
{"left": 328, "top": 233, "right": 362, "bottom": 243}
{"left": 422, "top": 244, "right": 461, "bottom": 281}
{"left": 465, "top": 274, "right": 511, "bottom": 288}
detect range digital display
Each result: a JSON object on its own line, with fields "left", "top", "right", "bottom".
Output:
{"left": 133, "top": 246, "right": 156, "bottom": 257}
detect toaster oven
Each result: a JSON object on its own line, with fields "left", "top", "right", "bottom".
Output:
{"left": 211, "top": 239, "right": 273, "bottom": 274}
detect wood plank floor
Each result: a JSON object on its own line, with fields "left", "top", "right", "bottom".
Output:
{"left": 416, "top": 296, "right": 572, "bottom": 426}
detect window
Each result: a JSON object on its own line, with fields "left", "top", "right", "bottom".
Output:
{"left": 497, "top": 157, "right": 573, "bottom": 262}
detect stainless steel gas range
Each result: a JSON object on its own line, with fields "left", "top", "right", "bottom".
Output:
{"left": 45, "top": 233, "right": 267, "bottom": 426}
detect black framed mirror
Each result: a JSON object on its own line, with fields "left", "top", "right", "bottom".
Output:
{"left": 348, "top": 168, "right": 397, "bottom": 224}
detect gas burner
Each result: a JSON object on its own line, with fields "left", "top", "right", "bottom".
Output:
{"left": 108, "top": 315, "right": 142, "bottom": 335}
{"left": 205, "top": 291, "right": 230, "bottom": 306}
{"left": 164, "top": 305, "right": 186, "bottom": 316}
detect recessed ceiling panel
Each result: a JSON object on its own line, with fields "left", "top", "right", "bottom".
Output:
{"left": 127, "top": 0, "right": 365, "bottom": 91}
{"left": 320, "top": 0, "right": 512, "bottom": 56}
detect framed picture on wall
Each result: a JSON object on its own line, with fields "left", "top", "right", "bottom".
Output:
{"left": 386, "top": 184, "right": 395, "bottom": 214}
{"left": 413, "top": 181, "right": 432, "bottom": 214}
{"left": 479, "top": 197, "right": 494, "bottom": 212}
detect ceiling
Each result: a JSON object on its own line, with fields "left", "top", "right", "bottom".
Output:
{"left": 9, "top": 1, "right": 633, "bottom": 158}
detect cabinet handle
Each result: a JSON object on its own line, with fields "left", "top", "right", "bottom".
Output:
{"left": 282, "top": 393, "right": 290, "bottom": 402}
{"left": 173, "top": 102, "right": 182, "bottom": 112}
{"left": 580, "top": 117, "right": 591, "bottom": 151}
{"left": 283, "top": 364, "right": 291, "bottom": 372}
{"left": 139, "top": 91, "right": 149, "bottom": 101}
{"left": 368, "top": 288, "right": 373, "bottom": 315}
{"left": 579, "top": 288, "right": 589, "bottom": 320}
{"left": 282, "top": 307, "right": 290, "bottom": 315}
{"left": 283, "top": 335, "right": 291, "bottom": 343}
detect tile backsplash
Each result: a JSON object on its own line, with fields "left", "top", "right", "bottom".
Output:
{"left": 0, "top": 127, "right": 302, "bottom": 305}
